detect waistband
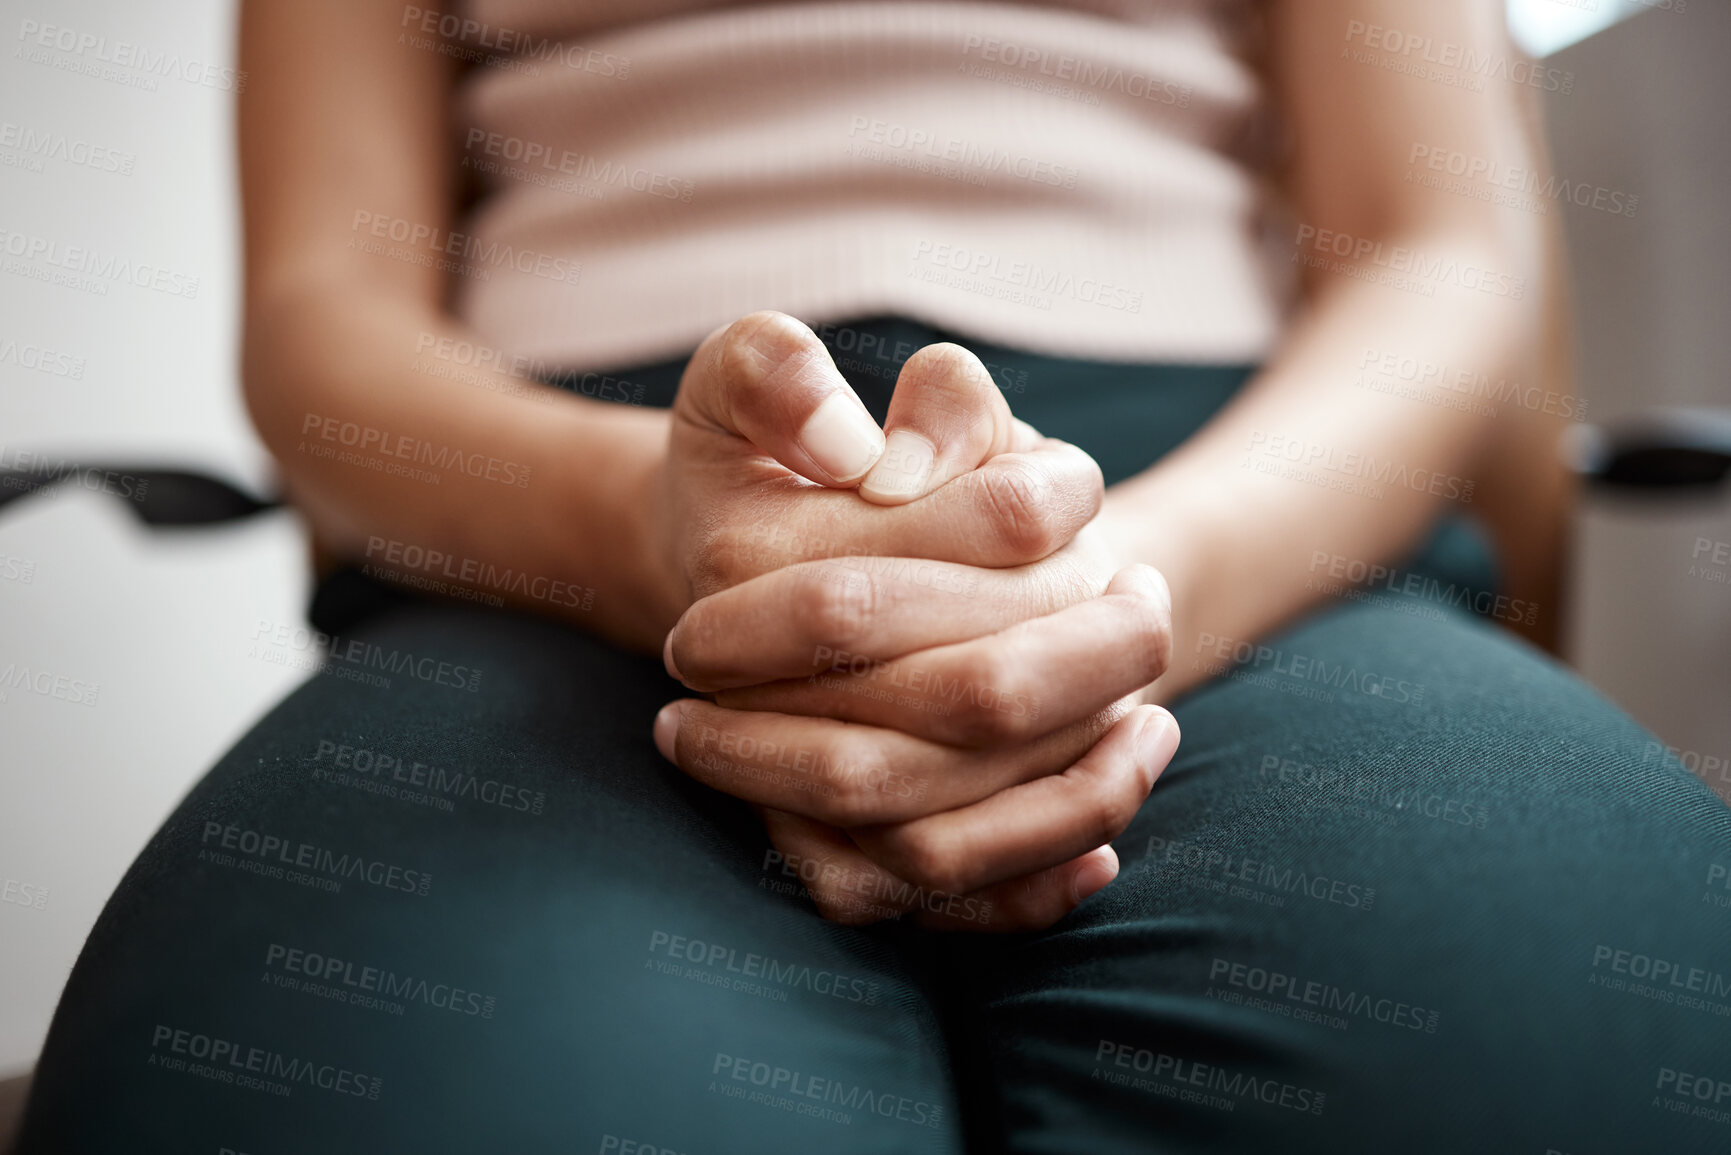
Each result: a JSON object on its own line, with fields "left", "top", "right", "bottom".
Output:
{"left": 544, "top": 315, "right": 1259, "bottom": 487}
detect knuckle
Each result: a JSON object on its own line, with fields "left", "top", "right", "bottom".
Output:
{"left": 808, "top": 880, "right": 871, "bottom": 925}
{"left": 943, "top": 650, "right": 1035, "bottom": 746}
{"left": 1054, "top": 441, "right": 1107, "bottom": 512}
{"left": 1085, "top": 776, "right": 1139, "bottom": 848}
{"left": 980, "top": 460, "right": 1060, "bottom": 560}
{"left": 689, "top": 531, "right": 757, "bottom": 596}
{"left": 1085, "top": 700, "right": 1135, "bottom": 745}
{"left": 816, "top": 743, "right": 880, "bottom": 826}
{"left": 1121, "top": 567, "right": 1174, "bottom": 680}
{"left": 996, "top": 874, "right": 1066, "bottom": 930}
{"left": 715, "top": 311, "right": 789, "bottom": 381}
{"left": 983, "top": 464, "right": 1059, "bottom": 564}
{"left": 715, "top": 311, "right": 818, "bottom": 408}
{"left": 1112, "top": 737, "right": 1161, "bottom": 831}
{"left": 790, "top": 566, "right": 879, "bottom": 650}
{"left": 902, "top": 342, "right": 990, "bottom": 397}
{"left": 896, "top": 831, "right": 969, "bottom": 897}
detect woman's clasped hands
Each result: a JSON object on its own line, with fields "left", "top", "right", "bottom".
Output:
{"left": 645, "top": 312, "right": 1179, "bottom": 932}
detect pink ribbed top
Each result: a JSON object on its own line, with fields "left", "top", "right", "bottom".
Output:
{"left": 450, "top": 0, "right": 1287, "bottom": 369}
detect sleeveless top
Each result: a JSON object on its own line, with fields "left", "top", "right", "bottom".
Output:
{"left": 444, "top": 0, "right": 1287, "bottom": 369}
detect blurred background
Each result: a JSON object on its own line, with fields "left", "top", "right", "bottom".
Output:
{"left": 2, "top": 0, "right": 1727, "bottom": 1081}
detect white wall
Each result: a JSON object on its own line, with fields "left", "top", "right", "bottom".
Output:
{"left": 0, "top": 0, "right": 309, "bottom": 1076}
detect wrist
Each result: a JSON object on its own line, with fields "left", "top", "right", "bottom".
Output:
{"left": 541, "top": 403, "right": 683, "bottom": 653}
{"left": 1097, "top": 483, "right": 1189, "bottom": 601}
{"left": 1098, "top": 476, "right": 1221, "bottom": 704}
{"left": 624, "top": 438, "right": 690, "bottom": 644}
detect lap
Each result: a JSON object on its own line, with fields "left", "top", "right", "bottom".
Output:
{"left": 19, "top": 602, "right": 963, "bottom": 1154}
{"left": 22, "top": 598, "right": 1731, "bottom": 1154}
{"left": 958, "top": 599, "right": 1731, "bottom": 1154}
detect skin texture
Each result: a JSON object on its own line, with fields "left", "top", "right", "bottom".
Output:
{"left": 239, "top": 0, "right": 1551, "bottom": 931}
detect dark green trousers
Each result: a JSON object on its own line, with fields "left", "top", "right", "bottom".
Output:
{"left": 21, "top": 320, "right": 1731, "bottom": 1154}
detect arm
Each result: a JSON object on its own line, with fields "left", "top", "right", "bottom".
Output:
{"left": 238, "top": 0, "right": 678, "bottom": 651}
{"left": 1098, "top": 0, "right": 1561, "bottom": 700}
{"left": 239, "top": 1, "right": 1108, "bottom": 657}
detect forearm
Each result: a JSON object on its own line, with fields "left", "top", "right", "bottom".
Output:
{"left": 243, "top": 290, "right": 680, "bottom": 653}
{"left": 1100, "top": 232, "right": 1544, "bottom": 702}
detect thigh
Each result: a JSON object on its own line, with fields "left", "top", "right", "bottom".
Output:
{"left": 19, "top": 603, "right": 962, "bottom": 1154}
{"left": 960, "top": 601, "right": 1731, "bottom": 1155}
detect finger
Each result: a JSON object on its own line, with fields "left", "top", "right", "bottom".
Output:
{"left": 851, "top": 705, "right": 1178, "bottom": 897}
{"left": 666, "top": 535, "right": 1113, "bottom": 693}
{"left": 760, "top": 809, "right": 1114, "bottom": 932}
{"left": 715, "top": 566, "right": 1173, "bottom": 747}
{"left": 697, "top": 438, "right": 1105, "bottom": 593}
{"left": 890, "top": 438, "right": 1102, "bottom": 566}
{"left": 1007, "top": 418, "right": 1045, "bottom": 454}
{"left": 914, "top": 845, "right": 1120, "bottom": 933}
{"left": 652, "top": 697, "right": 1126, "bottom": 825}
{"left": 758, "top": 808, "right": 915, "bottom": 926}
{"left": 858, "top": 343, "right": 1017, "bottom": 505}
{"left": 677, "top": 311, "right": 885, "bottom": 486}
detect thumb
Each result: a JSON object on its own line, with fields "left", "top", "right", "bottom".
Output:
{"left": 676, "top": 311, "right": 885, "bottom": 487}
{"left": 857, "top": 341, "right": 1032, "bottom": 505}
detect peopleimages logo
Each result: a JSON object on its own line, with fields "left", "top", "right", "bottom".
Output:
{"left": 710, "top": 1053, "right": 944, "bottom": 1129}
{"left": 909, "top": 239, "right": 1144, "bottom": 313}
{"left": 1195, "top": 631, "right": 1426, "bottom": 706}
{"left": 1207, "top": 957, "right": 1442, "bottom": 1033}
{"left": 1293, "top": 224, "right": 1526, "bottom": 300}
{"left": 1341, "top": 20, "right": 1573, "bottom": 95}
{"left": 1306, "top": 550, "right": 1536, "bottom": 627}
{"left": 249, "top": 616, "right": 484, "bottom": 693}
{"left": 400, "top": 7, "right": 630, "bottom": 78}
{"left": 310, "top": 737, "right": 546, "bottom": 816}
{"left": 1256, "top": 754, "right": 1492, "bottom": 830}
{"left": 1589, "top": 945, "right": 1731, "bottom": 1014}
{"left": 0, "top": 225, "right": 200, "bottom": 298}
{"left": 1144, "top": 832, "right": 1379, "bottom": 912}
{"left": 1356, "top": 346, "right": 1587, "bottom": 421}
{"left": 0, "top": 120, "right": 135, "bottom": 175}
{"left": 462, "top": 130, "right": 694, "bottom": 202}
{"left": 1094, "top": 1040, "right": 1327, "bottom": 1115}
{"left": 363, "top": 536, "right": 594, "bottom": 611}
{"left": 0, "top": 662, "right": 99, "bottom": 707}
{"left": 846, "top": 116, "right": 1079, "bottom": 189}
{"left": 958, "top": 35, "right": 1192, "bottom": 107}
{"left": 1407, "top": 144, "right": 1637, "bottom": 218}
{"left": 762, "top": 848, "right": 995, "bottom": 925}
{"left": 264, "top": 943, "right": 498, "bottom": 1018}
{"left": 648, "top": 930, "right": 882, "bottom": 1005}
{"left": 1245, "top": 431, "right": 1475, "bottom": 504}
{"left": 1654, "top": 1066, "right": 1731, "bottom": 1127}
{"left": 0, "top": 334, "right": 87, "bottom": 379}
{"left": 351, "top": 210, "right": 582, "bottom": 285}
{"left": 199, "top": 821, "right": 434, "bottom": 897}
{"left": 810, "top": 644, "right": 1039, "bottom": 721}
{"left": 1, "top": 877, "right": 49, "bottom": 911}
{"left": 300, "top": 411, "right": 532, "bottom": 488}
{"left": 15, "top": 19, "right": 247, "bottom": 93}
{"left": 694, "top": 723, "right": 929, "bottom": 803}
{"left": 149, "top": 1025, "right": 380, "bottom": 1100}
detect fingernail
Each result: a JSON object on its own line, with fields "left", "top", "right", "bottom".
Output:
{"left": 800, "top": 393, "right": 885, "bottom": 484}
{"left": 859, "top": 429, "right": 935, "bottom": 503}
{"left": 662, "top": 631, "right": 684, "bottom": 685}
{"left": 1070, "top": 849, "right": 1120, "bottom": 904}
{"left": 653, "top": 702, "right": 683, "bottom": 762}
{"left": 1136, "top": 708, "right": 1180, "bottom": 770}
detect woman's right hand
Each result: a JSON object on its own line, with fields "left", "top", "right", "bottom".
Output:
{"left": 638, "top": 311, "right": 1110, "bottom": 626}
